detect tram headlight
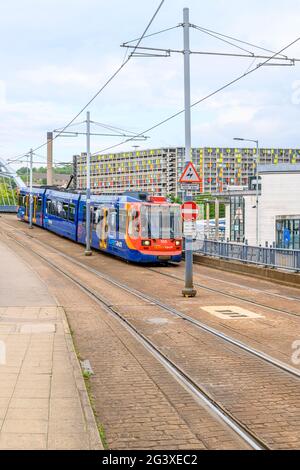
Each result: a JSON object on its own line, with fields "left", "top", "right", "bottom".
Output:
{"left": 175, "top": 240, "right": 181, "bottom": 247}
{"left": 142, "top": 240, "right": 151, "bottom": 247}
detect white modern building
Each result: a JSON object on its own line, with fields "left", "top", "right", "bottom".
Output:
{"left": 225, "top": 165, "right": 300, "bottom": 249}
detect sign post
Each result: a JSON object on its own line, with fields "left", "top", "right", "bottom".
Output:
{"left": 180, "top": 161, "right": 201, "bottom": 297}
{"left": 29, "top": 148, "right": 33, "bottom": 230}
{"left": 181, "top": 7, "right": 199, "bottom": 298}
{"left": 181, "top": 201, "right": 198, "bottom": 239}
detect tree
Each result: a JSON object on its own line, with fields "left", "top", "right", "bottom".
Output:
{"left": 195, "top": 193, "right": 225, "bottom": 219}
{"left": 167, "top": 194, "right": 182, "bottom": 204}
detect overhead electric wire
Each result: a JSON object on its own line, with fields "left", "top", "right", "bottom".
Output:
{"left": 192, "top": 26, "right": 254, "bottom": 55}
{"left": 244, "top": 57, "right": 258, "bottom": 75}
{"left": 32, "top": 152, "right": 47, "bottom": 160}
{"left": 192, "top": 24, "right": 289, "bottom": 60}
{"left": 53, "top": 120, "right": 86, "bottom": 132}
{"left": 5, "top": 0, "right": 166, "bottom": 164}
{"left": 92, "top": 34, "right": 300, "bottom": 156}
{"left": 91, "top": 120, "right": 147, "bottom": 137}
{"left": 123, "top": 24, "right": 181, "bottom": 45}
{"left": 11, "top": 160, "right": 46, "bottom": 165}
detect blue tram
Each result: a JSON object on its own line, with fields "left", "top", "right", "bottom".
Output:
{"left": 17, "top": 188, "right": 182, "bottom": 264}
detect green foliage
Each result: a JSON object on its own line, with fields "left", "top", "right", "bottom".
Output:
{"left": 167, "top": 194, "right": 182, "bottom": 204}
{"left": 195, "top": 193, "right": 225, "bottom": 219}
{"left": 83, "top": 370, "right": 92, "bottom": 379}
{"left": 54, "top": 165, "right": 73, "bottom": 174}
{"left": 98, "top": 424, "right": 109, "bottom": 449}
{"left": 168, "top": 192, "right": 225, "bottom": 218}
{"left": 17, "top": 165, "right": 73, "bottom": 176}
{"left": 0, "top": 181, "right": 17, "bottom": 205}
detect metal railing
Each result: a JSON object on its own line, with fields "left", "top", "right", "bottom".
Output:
{"left": 0, "top": 205, "right": 17, "bottom": 213}
{"left": 194, "top": 239, "right": 300, "bottom": 272}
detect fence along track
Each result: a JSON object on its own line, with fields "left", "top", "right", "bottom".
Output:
{"left": 194, "top": 238, "right": 300, "bottom": 272}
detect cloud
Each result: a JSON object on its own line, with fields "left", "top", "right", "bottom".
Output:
{"left": 20, "top": 66, "right": 104, "bottom": 87}
{"left": 0, "top": 81, "right": 6, "bottom": 107}
{"left": 2, "top": 0, "right": 300, "bottom": 162}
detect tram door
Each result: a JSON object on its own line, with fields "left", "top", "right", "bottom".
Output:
{"left": 25, "top": 195, "right": 29, "bottom": 220}
{"left": 33, "top": 196, "right": 37, "bottom": 224}
{"left": 95, "top": 207, "right": 108, "bottom": 250}
{"left": 100, "top": 208, "right": 108, "bottom": 250}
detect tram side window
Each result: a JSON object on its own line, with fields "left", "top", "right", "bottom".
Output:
{"left": 92, "top": 206, "right": 99, "bottom": 228}
{"left": 128, "top": 209, "right": 140, "bottom": 239}
{"left": 118, "top": 209, "right": 127, "bottom": 238}
{"left": 69, "top": 204, "right": 76, "bottom": 222}
{"left": 52, "top": 200, "right": 58, "bottom": 216}
{"left": 109, "top": 209, "right": 117, "bottom": 234}
{"left": 18, "top": 194, "right": 24, "bottom": 207}
{"left": 60, "top": 203, "right": 69, "bottom": 220}
{"left": 46, "top": 199, "right": 52, "bottom": 214}
{"left": 37, "top": 197, "right": 43, "bottom": 212}
{"left": 47, "top": 199, "right": 59, "bottom": 217}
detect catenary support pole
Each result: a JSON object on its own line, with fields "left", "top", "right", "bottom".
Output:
{"left": 29, "top": 149, "right": 33, "bottom": 229}
{"left": 215, "top": 198, "right": 219, "bottom": 240}
{"left": 206, "top": 202, "right": 210, "bottom": 236}
{"left": 182, "top": 7, "right": 197, "bottom": 298}
{"left": 85, "top": 111, "right": 92, "bottom": 256}
{"left": 47, "top": 132, "right": 53, "bottom": 186}
{"left": 26, "top": 154, "right": 29, "bottom": 186}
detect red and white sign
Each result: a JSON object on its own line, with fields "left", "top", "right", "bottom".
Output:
{"left": 179, "top": 162, "right": 201, "bottom": 184}
{"left": 181, "top": 201, "right": 199, "bottom": 222}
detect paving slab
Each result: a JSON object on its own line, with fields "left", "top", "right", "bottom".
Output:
{"left": 0, "top": 240, "right": 102, "bottom": 450}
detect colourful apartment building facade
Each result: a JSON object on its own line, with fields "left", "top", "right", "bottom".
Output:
{"left": 73, "top": 147, "right": 300, "bottom": 196}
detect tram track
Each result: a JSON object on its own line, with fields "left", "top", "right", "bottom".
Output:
{"left": 192, "top": 269, "right": 300, "bottom": 303}
{"left": 3, "top": 224, "right": 300, "bottom": 381}
{"left": 3, "top": 223, "right": 300, "bottom": 448}
{"left": 149, "top": 266, "right": 300, "bottom": 319}
{"left": 2, "top": 219, "right": 300, "bottom": 316}
{"left": 1, "top": 228, "right": 268, "bottom": 451}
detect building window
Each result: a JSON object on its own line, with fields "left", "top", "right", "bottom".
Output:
{"left": 230, "top": 197, "right": 245, "bottom": 242}
{"left": 276, "top": 218, "right": 300, "bottom": 250}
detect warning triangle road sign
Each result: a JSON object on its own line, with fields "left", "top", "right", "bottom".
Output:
{"left": 179, "top": 162, "right": 201, "bottom": 184}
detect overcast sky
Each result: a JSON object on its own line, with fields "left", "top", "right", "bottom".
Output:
{"left": 1, "top": 0, "right": 300, "bottom": 167}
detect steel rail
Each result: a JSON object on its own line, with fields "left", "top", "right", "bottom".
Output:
{"left": 3, "top": 230, "right": 267, "bottom": 451}
{"left": 6, "top": 225, "right": 300, "bottom": 380}
{"left": 178, "top": 268, "right": 300, "bottom": 303}
{"left": 149, "top": 266, "right": 300, "bottom": 319}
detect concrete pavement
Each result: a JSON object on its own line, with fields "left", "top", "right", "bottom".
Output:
{"left": 0, "top": 240, "right": 102, "bottom": 450}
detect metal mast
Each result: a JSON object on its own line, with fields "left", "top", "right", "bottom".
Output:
{"left": 182, "top": 7, "right": 197, "bottom": 298}
{"left": 29, "top": 149, "right": 33, "bottom": 229}
{"left": 85, "top": 111, "right": 92, "bottom": 256}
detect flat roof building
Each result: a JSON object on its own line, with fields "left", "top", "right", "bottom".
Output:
{"left": 224, "top": 164, "right": 300, "bottom": 248}
{"left": 73, "top": 147, "right": 300, "bottom": 198}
